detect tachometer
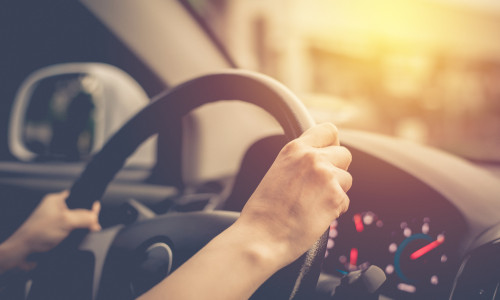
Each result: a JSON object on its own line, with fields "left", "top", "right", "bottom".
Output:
{"left": 326, "top": 211, "right": 387, "bottom": 274}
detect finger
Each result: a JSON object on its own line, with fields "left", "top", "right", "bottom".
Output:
{"left": 65, "top": 209, "right": 101, "bottom": 231}
{"left": 90, "top": 202, "right": 102, "bottom": 231}
{"left": 45, "top": 190, "right": 70, "bottom": 207}
{"left": 319, "top": 146, "right": 352, "bottom": 170}
{"left": 330, "top": 182, "right": 351, "bottom": 219}
{"left": 297, "top": 123, "right": 340, "bottom": 148}
{"left": 338, "top": 193, "right": 350, "bottom": 216}
{"left": 90, "top": 222, "right": 102, "bottom": 232}
{"left": 59, "top": 190, "right": 70, "bottom": 198}
{"left": 92, "top": 201, "right": 101, "bottom": 215}
{"left": 53, "top": 190, "right": 70, "bottom": 200}
{"left": 334, "top": 168, "right": 353, "bottom": 193}
{"left": 42, "top": 190, "right": 69, "bottom": 203}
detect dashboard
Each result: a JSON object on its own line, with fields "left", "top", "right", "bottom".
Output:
{"left": 2, "top": 108, "right": 500, "bottom": 300}
{"left": 316, "top": 129, "right": 500, "bottom": 299}
{"left": 220, "top": 128, "right": 500, "bottom": 300}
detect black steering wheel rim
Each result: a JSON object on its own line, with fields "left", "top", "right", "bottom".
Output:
{"left": 45, "top": 69, "right": 327, "bottom": 299}
{"left": 67, "top": 69, "right": 315, "bottom": 210}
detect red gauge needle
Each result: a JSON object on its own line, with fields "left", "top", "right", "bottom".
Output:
{"left": 410, "top": 237, "right": 444, "bottom": 260}
{"left": 350, "top": 247, "right": 358, "bottom": 266}
{"left": 353, "top": 214, "right": 364, "bottom": 232}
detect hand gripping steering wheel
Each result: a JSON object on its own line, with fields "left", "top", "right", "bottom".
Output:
{"left": 28, "top": 70, "right": 328, "bottom": 300}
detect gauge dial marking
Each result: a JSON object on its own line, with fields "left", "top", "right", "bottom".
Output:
{"left": 410, "top": 237, "right": 444, "bottom": 260}
{"left": 350, "top": 247, "right": 358, "bottom": 266}
{"left": 353, "top": 214, "right": 364, "bottom": 232}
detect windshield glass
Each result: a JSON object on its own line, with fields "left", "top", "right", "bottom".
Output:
{"left": 188, "top": 0, "right": 500, "bottom": 163}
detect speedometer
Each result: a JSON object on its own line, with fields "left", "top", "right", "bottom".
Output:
{"left": 387, "top": 218, "right": 451, "bottom": 297}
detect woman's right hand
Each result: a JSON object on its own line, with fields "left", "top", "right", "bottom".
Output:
{"left": 237, "top": 122, "right": 353, "bottom": 267}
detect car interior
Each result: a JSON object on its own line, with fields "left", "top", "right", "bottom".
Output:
{"left": 1, "top": 1, "right": 500, "bottom": 299}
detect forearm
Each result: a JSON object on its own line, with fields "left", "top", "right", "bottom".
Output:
{"left": 139, "top": 220, "right": 289, "bottom": 300}
{"left": 0, "top": 242, "right": 14, "bottom": 275}
{"left": 0, "top": 236, "right": 27, "bottom": 275}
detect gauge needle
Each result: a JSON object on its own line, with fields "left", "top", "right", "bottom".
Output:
{"left": 410, "top": 237, "right": 444, "bottom": 260}
{"left": 353, "top": 214, "right": 364, "bottom": 232}
{"left": 350, "top": 247, "right": 358, "bottom": 266}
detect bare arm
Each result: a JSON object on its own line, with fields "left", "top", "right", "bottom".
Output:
{"left": 140, "top": 123, "right": 352, "bottom": 300}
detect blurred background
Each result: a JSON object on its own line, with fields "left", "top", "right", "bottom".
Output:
{"left": 188, "top": 0, "right": 500, "bottom": 165}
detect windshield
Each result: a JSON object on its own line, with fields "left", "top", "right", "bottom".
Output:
{"left": 188, "top": 0, "right": 500, "bottom": 163}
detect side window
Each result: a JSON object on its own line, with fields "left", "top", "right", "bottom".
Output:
{"left": 9, "top": 63, "right": 156, "bottom": 166}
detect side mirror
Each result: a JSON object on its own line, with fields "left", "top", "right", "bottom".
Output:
{"left": 9, "top": 63, "right": 155, "bottom": 164}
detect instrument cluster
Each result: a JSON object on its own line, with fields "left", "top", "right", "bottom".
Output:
{"left": 323, "top": 209, "right": 461, "bottom": 299}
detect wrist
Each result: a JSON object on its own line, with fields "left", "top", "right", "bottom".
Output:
{"left": 0, "top": 241, "right": 17, "bottom": 274}
{"left": 0, "top": 234, "right": 30, "bottom": 274}
{"left": 229, "top": 219, "right": 294, "bottom": 271}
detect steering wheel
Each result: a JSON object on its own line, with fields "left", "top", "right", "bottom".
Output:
{"left": 28, "top": 69, "right": 328, "bottom": 300}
